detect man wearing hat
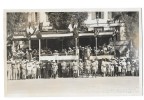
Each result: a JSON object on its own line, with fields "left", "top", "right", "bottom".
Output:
{"left": 79, "top": 59, "right": 84, "bottom": 77}
{"left": 7, "top": 59, "right": 12, "bottom": 80}
{"left": 36, "top": 61, "right": 41, "bottom": 79}
{"left": 21, "top": 60, "right": 27, "bottom": 79}
{"left": 26, "top": 61, "right": 32, "bottom": 79}
{"left": 51, "top": 60, "right": 58, "bottom": 79}
{"left": 101, "top": 59, "right": 106, "bottom": 77}
{"left": 61, "top": 60, "right": 67, "bottom": 78}
{"left": 12, "top": 60, "right": 18, "bottom": 80}
{"left": 31, "top": 61, "right": 37, "bottom": 79}
{"left": 91, "top": 59, "right": 98, "bottom": 77}
{"left": 110, "top": 61, "right": 114, "bottom": 76}
{"left": 73, "top": 60, "right": 79, "bottom": 78}
{"left": 85, "top": 59, "right": 91, "bottom": 77}
{"left": 15, "top": 60, "right": 21, "bottom": 80}
{"left": 126, "top": 61, "right": 131, "bottom": 76}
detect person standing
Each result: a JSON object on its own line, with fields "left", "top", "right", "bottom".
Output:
{"left": 118, "top": 64, "right": 122, "bottom": 76}
{"left": 101, "top": 59, "right": 106, "bottom": 77}
{"left": 73, "top": 60, "right": 79, "bottom": 78}
{"left": 91, "top": 59, "right": 98, "bottom": 77}
{"left": 121, "top": 60, "right": 127, "bottom": 76}
{"left": 12, "top": 61, "right": 18, "bottom": 80}
{"left": 26, "top": 61, "right": 32, "bottom": 79}
{"left": 7, "top": 60, "right": 12, "bottom": 80}
{"left": 79, "top": 59, "right": 84, "bottom": 77}
{"left": 21, "top": 60, "right": 27, "bottom": 79}
{"left": 61, "top": 61, "right": 67, "bottom": 78}
{"left": 16, "top": 61, "right": 21, "bottom": 80}
{"left": 51, "top": 61, "right": 58, "bottom": 79}
{"left": 36, "top": 62, "right": 41, "bottom": 79}
{"left": 110, "top": 63, "right": 114, "bottom": 76}
{"left": 31, "top": 61, "right": 37, "bottom": 79}
{"left": 127, "top": 61, "right": 131, "bottom": 76}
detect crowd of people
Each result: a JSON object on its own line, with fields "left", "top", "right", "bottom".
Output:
{"left": 7, "top": 57, "right": 139, "bottom": 80}
{"left": 10, "top": 43, "right": 115, "bottom": 62}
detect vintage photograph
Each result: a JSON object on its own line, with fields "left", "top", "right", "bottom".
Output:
{"left": 5, "top": 9, "right": 142, "bottom": 96}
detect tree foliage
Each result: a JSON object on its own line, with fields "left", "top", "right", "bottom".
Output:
{"left": 7, "top": 12, "right": 28, "bottom": 39}
{"left": 46, "top": 12, "right": 88, "bottom": 30}
{"left": 112, "top": 12, "right": 139, "bottom": 48}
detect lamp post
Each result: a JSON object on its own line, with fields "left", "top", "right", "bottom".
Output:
{"left": 94, "top": 29, "right": 99, "bottom": 57}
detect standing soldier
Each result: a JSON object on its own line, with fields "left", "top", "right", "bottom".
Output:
{"left": 61, "top": 60, "right": 67, "bottom": 78}
{"left": 16, "top": 61, "right": 21, "bottom": 80}
{"left": 12, "top": 61, "right": 18, "bottom": 80}
{"left": 101, "top": 59, "right": 106, "bottom": 77}
{"left": 31, "top": 61, "right": 37, "bottom": 79}
{"left": 91, "top": 59, "right": 98, "bottom": 77}
{"left": 121, "top": 59, "right": 127, "bottom": 76}
{"left": 118, "top": 63, "right": 122, "bottom": 76}
{"left": 7, "top": 60, "right": 12, "bottom": 80}
{"left": 85, "top": 59, "right": 91, "bottom": 77}
{"left": 69, "top": 60, "right": 74, "bottom": 77}
{"left": 79, "top": 59, "right": 84, "bottom": 77}
{"left": 21, "top": 60, "right": 27, "bottom": 79}
{"left": 26, "top": 61, "right": 32, "bottom": 79}
{"left": 42, "top": 62, "right": 47, "bottom": 78}
{"left": 73, "top": 60, "right": 79, "bottom": 78}
{"left": 106, "top": 60, "right": 111, "bottom": 76}
{"left": 36, "top": 62, "right": 41, "bottom": 79}
{"left": 127, "top": 61, "right": 131, "bottom": 76}
{"left": 110, "top": 62, "right": 114, "bottom": 76}
{"left": 51, "top": 60, "right": 58, "bottom": 79}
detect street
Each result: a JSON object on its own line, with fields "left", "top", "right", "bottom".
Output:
{"left": 6, "top": 77, "right": 141, "bottom": 96}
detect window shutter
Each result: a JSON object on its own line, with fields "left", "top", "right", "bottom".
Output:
{"left": 101, "top": 12, "right": 104, "bottom": 19}
{"left": 108, "top": 12, "right": 112, "bottom": 19}
{"left": 91, "top": 12, "right": 96, "bottom": 20}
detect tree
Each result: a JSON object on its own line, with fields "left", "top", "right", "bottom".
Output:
{"left": 46, "top": 12, "right": 88, "bottom": 30}
{"left": 112, "top": 12, "right": 139, "bottom": 49}
{"left": 7, "top": 13, "right": 28, "bottom": 59}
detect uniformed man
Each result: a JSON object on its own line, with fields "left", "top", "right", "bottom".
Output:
{"left": 101, "top": 59, "right": 107, "bottom": 77}
{"left": 21, "top": 60, "right": 27, "bottom": 79}
{"left": 121, "top": 60, "right": 127, "bottom": 76}
{"left": 7, "top": 60, "right": 12, "bottom": 80}
{"left": 73, "top": 60, "right": 79, "bottom": 78}
{"left": 31, "top": 61, "right": 37, "bottom": 79}
{"left": 61, "top": 60, "right": 67, "bottom": 78}
{"left": 91, "top": 59, "right": 98, "bottom": 77}
{"left": 79, "top": 59, "right": 84, "bottom": 77}
{"left": 105, "top": 60, "right": 111, "bottom": 76}
{"left": 12, "top": 60, "right": 18, "bottom": 80}
{"left": 127, "top": 61, "right": 131, "bottom": 76}
{"left": 85, "top": 59, "right": 91, "bottom": 77}
{"left": 26, "top": 61, "right": 32, "bottom": 79}
{"left": 51, "top": 60, "right": 58, "bottom": 79}
{"left": 42, "top": 62, "right": 47, "bottom": 78}
{"left": 110, "top": 62, "right": 114, "bottom": 76}
{"left": 36, "top": 62, "right": 41, "bottom": 79}
{"left": 15, "top": 60, "right": 21, "bottom": 80}
{"left": 69, "top": 60, "right": 74, "bottom": 77}
{"left": 118, "top": 63, "right": 122, "bottom": 76}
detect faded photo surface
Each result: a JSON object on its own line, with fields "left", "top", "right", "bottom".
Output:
{"left": 5, "top": 9, "right": 142, "bottom": 96}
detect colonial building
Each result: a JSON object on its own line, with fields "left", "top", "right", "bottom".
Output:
{"left": 10, "top": 11, "right": 130, "bottom": 61}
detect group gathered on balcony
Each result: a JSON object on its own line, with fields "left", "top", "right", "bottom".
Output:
{"left": 10, "top": 43, "right": 116, "bottom": 61}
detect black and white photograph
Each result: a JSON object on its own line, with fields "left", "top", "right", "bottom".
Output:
{"left": 4, "top": 9, "right": 142, "bottom": 96}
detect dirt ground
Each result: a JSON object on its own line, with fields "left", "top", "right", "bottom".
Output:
{"left": 5, "top": 76, "right": 142, "bottom": 96}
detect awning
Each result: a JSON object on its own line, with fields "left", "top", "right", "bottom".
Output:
{"left": 13, "top": 31, "right": 114, "bottom": 39}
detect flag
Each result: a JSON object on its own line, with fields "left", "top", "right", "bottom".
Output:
{"left": 68, "top": 24, "right": 73, "bottom": 32}
{"left": 36, "top": 31, "right": 42, "bottom": 39}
